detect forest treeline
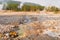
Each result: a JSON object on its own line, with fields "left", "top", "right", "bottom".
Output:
{"left": 2, "top": 1, "right": 60, "bottom": 12}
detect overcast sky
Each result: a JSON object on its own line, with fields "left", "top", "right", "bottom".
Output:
{"left": 14, "top": 0, "right": 60, "bottom": 8}
{"left": 0, "top": 0, "right": 60, "bottom": 7}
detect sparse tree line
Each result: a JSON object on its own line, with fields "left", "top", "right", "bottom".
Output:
{"left": 2, "top": 1, "right": 60, "bottom": 12}
{"left": 45, "top": 6, "right": 60, "bottom": 13}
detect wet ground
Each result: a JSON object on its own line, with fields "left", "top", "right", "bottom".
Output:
{"left": 0, "top": 15, "right": 60, "bottom": 40}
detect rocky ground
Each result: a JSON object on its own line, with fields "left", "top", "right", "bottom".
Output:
{"left": 0, "top": 14, "right": 60, "bottom": 40}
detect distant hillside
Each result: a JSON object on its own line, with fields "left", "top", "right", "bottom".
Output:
{"left": 7, "top": 1, "right": 21, "bottom": 4}
{"left": 0, "top": 0, "right": 41, "bottom": 6}
{"left": 23, "top": 2, "right": 40, "bottom": 6}
{"left": 0, "top": 0, "right": 45, "bottom": 11}
{"left": 21, "top": 2, "right": 45, "bottom": 11}
{"left": 0, "top": 2, "right": 2, "bottom": 4}
{"left": 0, "top": 0, "right": 42, "bottom": 6}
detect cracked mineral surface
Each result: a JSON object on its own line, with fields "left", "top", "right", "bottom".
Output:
{"left": 0, "top": 14, "right": 60, "bottom": 40}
